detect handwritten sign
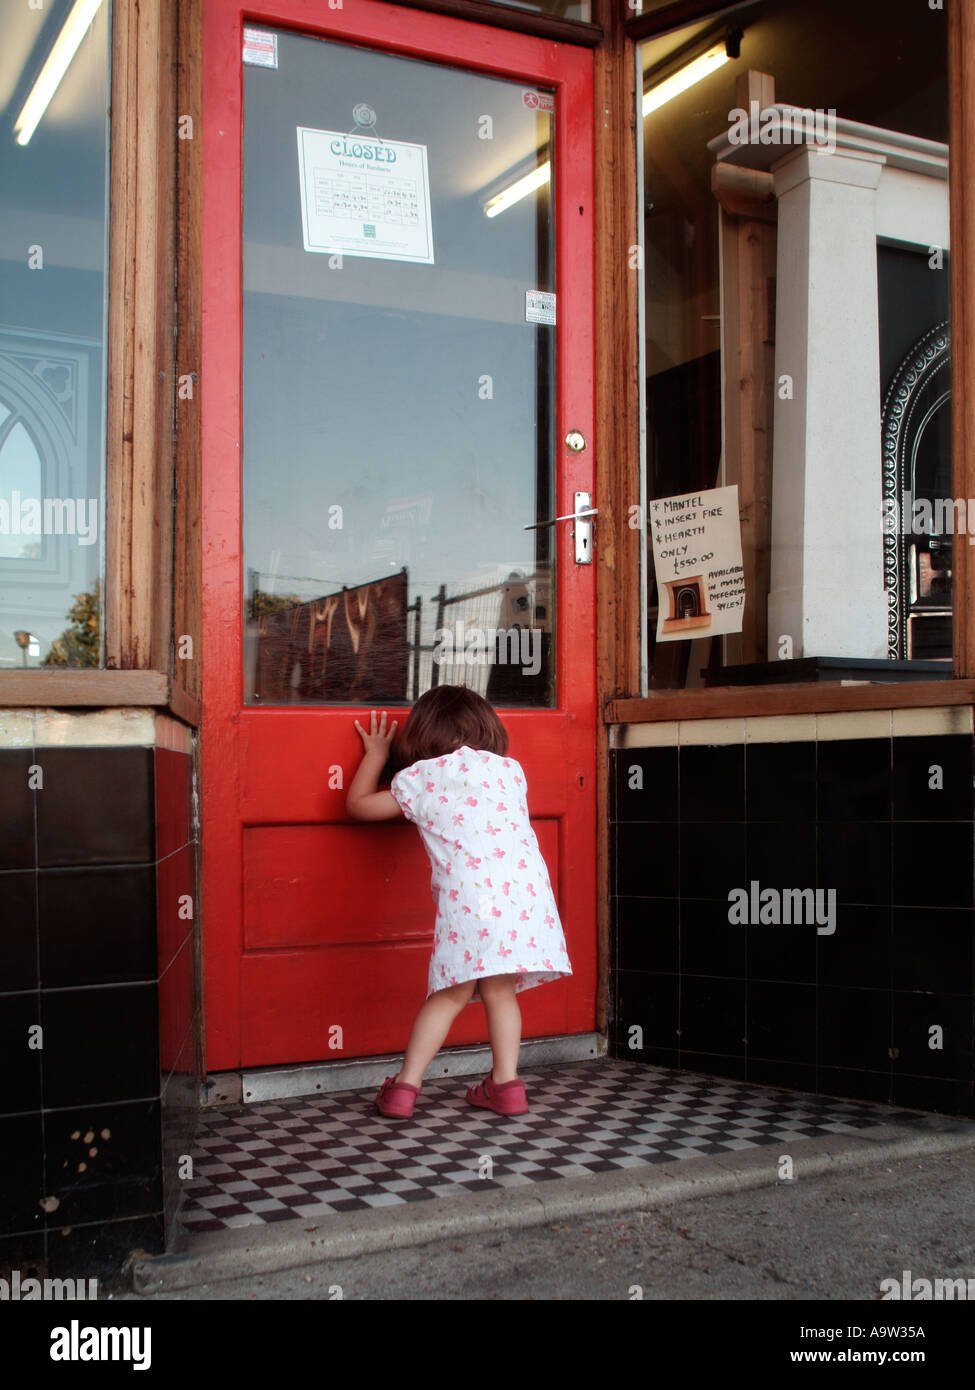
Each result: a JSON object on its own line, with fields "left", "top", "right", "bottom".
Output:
{"left": 649, "top": 484, "right": 745, "bottom": 642}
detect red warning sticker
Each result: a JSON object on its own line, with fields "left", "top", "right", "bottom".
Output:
{"left": 523, "top": 91, "right": 555, "bottom": 112}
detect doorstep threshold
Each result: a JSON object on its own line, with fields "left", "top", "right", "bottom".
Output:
{"left": 204, "top": 1032, "right": 605, "bottom": 1105}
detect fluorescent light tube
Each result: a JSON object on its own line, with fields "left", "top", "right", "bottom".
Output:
{"left": 485, "top": 162, "right": 551, "bottom": 219}
{"left": 14, "top": 0, "right": 105, "bottom": 147}
{"left": 642, "top": 42, "right": 729, "bottom": 117}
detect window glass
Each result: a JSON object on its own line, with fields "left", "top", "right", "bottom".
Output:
{"left": 242, "top": 29, "right": 556, "bottom": 707}
{"left": 0, "top": 0, "right": 110, "bottom": 670}
{"left": 637, "top": 0, "right": 950, "bottom": 688}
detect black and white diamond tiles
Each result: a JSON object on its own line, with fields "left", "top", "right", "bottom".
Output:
{"left": 178, "top": 1060, "right": 927, "bottom": 1233}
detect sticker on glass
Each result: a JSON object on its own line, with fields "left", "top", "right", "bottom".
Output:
{"left": 523, "top": 91, "right": 555, "bottom": 113}
{"left": 525, "top": 291, "right": 556, "bottom": 325}
{"left": 297, "top": 127, "right": 434, "bottom": 265}
{"left": 243, "top": 28, "right": 278, "bottom": 68}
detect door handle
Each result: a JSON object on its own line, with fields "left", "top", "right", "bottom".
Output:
{"left": 524, "top": 492, "right": 596, "bottom": 565}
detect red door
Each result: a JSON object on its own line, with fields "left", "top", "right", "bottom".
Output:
{"left": 201, "top": 0, "right": 596, "bottom": 1071}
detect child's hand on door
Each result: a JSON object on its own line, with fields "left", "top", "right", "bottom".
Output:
{"left": 354, "top": 709, "right": 399, "bottom": 759}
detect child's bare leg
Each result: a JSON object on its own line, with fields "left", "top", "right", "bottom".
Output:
{"left": 396, "top": 980, "right": 477, "bottom": 1088}
{"left": 478, "top": 974, "right": 521, "bottom": 1084}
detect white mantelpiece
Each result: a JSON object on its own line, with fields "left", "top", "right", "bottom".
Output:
{"left": 708, "top": 112, "right": 949, "bottom": 660}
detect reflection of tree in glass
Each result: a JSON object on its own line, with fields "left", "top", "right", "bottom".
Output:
{"left": 41, "top": 582, "right": 102, "bottom": 667}
{"left": 249, "top": 591, "right": 303, "bottom": 620}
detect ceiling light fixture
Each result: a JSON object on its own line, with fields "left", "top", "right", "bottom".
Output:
{"left": 642, "top": 40, "right": 731, "bottom": 117}
{"left": 485, "top": 162, "right": 551, "bottom": 219}
{"left": 14, "top": 0, "right": 105, "bottom": 148}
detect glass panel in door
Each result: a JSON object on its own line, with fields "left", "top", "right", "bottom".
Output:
{"left": 241, "top": 29, "right": 556, "bottom": 707}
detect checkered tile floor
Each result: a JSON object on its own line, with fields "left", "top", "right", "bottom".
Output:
{"left": 178, "top": 1060, "right": 927, "bottom": 1232}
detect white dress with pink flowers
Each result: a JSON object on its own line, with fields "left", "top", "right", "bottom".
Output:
{"left": 390, "top": 745, "right": 572, "bottom": 1002}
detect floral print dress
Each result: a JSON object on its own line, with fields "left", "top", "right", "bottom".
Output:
{"left": 390, "top": 746, "right": 572, "bottom": 1001}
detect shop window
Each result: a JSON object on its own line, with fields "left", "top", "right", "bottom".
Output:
{"left": 0, "top": 0, "right": 111, "bottom": 670}
{"left": 635, "top": 0, "right": 950, "bottom": 689}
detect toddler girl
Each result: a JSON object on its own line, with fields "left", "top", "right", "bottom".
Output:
{"left": 346, "top": 684, "right": 571, "bottom": 1119}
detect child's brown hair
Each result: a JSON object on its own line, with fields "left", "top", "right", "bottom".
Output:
{"left": 396, "top": 684, "right": 508, "bottom": 767}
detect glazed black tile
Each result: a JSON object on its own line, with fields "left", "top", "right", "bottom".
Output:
{"left": 679, "top": 820, "right": 746, "bottom": 901}
{"left": 818, "top": 822, "right": 890, "bottom": 906}
{"left": 747, "top": 913, "right": 817, "bottom": 985}
{"left": 818, "top": 986, "right": 891, "bottom": 1071}
{"left": 0, "top": 1113, "right": 44, "bottom": 1236}
{"left": 35, "top": 747, "right": 154, "bottom": 868}
{"left": 892, "top": 822, "right": 973, "bottom": 909}
{"left": 817, "top": 1066, "right": 892, "bottom": 1106}
{"left": 817, "top": 905, "right": 890, "bottom": 989}
{"left": 159, "top": 937, "right": 195, "bottom": 1076}
{"left": 0, "top": 871, "right": 37, "bottom": 991}
{"left": 154, "top": 748, "right": 193, "bottom": 859}
{"left": 0, "top": 1230, "right": 45, "bottom": 1268}
{"left": 0, "top": 750, "right": 35, "bottom": 870}
{"left": 746, "top": 741, "right": 816, "bottom": 822}
{"left": 747, "top": 1058, "right": 818, "bottom": 1094}
{"left": 616, "top": 896, "right": 678, "bottom": 974}
{"left": 613, "top": 747, "right": 678, "bottom": 823}
{"left": 891, "top": 991, "right": 973, "bottom": 1081}
{"left": 0, "top": 994, "right": 41, "bottom": 1116}
{"left": 892, "top": 735, "right": 974, "bottom": 822}
{"left": 680, "top": 897, "right": 746, "bottom": 978}
{"left": 817, "top": 739, "right": 891, "bottom": 821}
{"left": 891, "top": 907, "right": 973, "bottom": 994}
{"left": 162, "top": 1039, "right": 200, "bottom": 1236}
{"left": 679, "top": 743, "right": 744, "bottom": 822}
{"left": 43, "top": 1100, "right": 162, "bottom": 1227}
{"left": 40, "top": 985, "right": 159, "bottom": 1109}
{"left": 38, "top": 866, "right": 156, "bottom": 989}
{"left": 616, "top": 821, "right": 678, "bottom": 897}
{"left": 615, "top": 969, "right": 678, "bottom": 1051}
{"left": 46, "top": 1213, "right": 164, "bottom": 1280}
{"left": 157, "top": 844, "right": 195, "bottom": 977}
{"left": 890, "top": 1073, "right": 973, "bottom": 1116}
{"left": 746, "top": 821, "right": 816, "bottom": 890}
{"left": 747, "top": 981, "right": 816, "bottom": 1065}
{"left": 679, "top": 975, "right": 746, "bottom": 1056}
{"left": 678, "top": 1051, "right": 747, "bottom": 1081}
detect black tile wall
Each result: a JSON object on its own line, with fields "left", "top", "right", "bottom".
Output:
{"left": 0, "top": 750, "right": 36, "bottom": 869}
{"left": 891, "top": 736, "right": 974, "bottom": 821}
{"left": 38, "top": 866, "right": 157, "bottom": 988}
{"left": 35, "top": 748, "right": 155, "bottom": 867}
{"left": 610, "top": 728, "right": 975, "bottom": 1117}
{"left": 0, "top": 871, "right": 38, "bottom": 991}
{"left": 679, "top": 821, "right": 747, "bottom": 900}
{"left": 0, "top": 735, "right": 200, "bottom": 1279}
{"left": 746, "top": 740, "right": 816, "bottom": 821}
{"left": 0, "top": 1113, "right": 44, "bottom": 1238}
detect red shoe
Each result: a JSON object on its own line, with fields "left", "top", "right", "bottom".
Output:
{"left": 375, "top": 1076, "right": 421, "bottom": 1119}
{"left": 466, "top": 1076, "right": 529, "bottom": 1116}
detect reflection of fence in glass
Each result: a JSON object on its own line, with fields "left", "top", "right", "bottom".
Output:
{"left": 246, "top": 567, "right": 551, "bottom": 705}
{"left": 425, "top": 570, "right": 551, "bottom": 706}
